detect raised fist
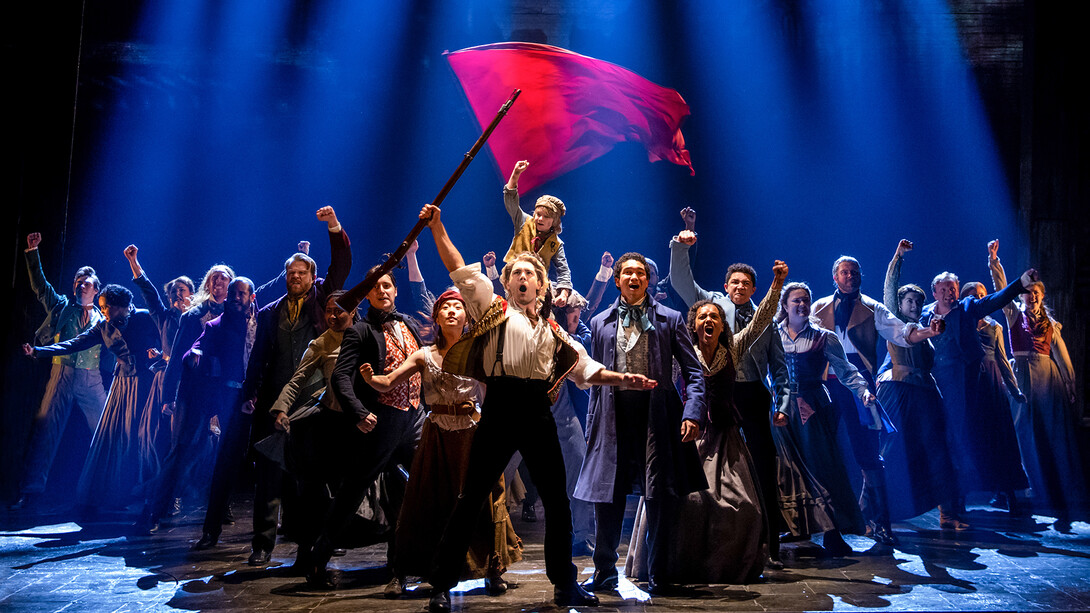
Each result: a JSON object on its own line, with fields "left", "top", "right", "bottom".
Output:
{"left": 772, "top": 260, "right": 789, "bottom": 284}
{"left": 316, "top": 206, "right": 338, "bottom": 224}
{"left": 680, "top": 207, "right": 696, "bottom": 231}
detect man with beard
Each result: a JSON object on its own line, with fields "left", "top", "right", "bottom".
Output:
{"left": 242, "top": 205, "right": 351, "bottom": 565}
{"left": 809, "top": 256, "right": 913, "bottom": 545}
{"left": 668, "top": 212, "right": 790, "bottom": 567}
{"left": 577, "top": 252, "right": 706, "bottom": 595}
{"left": 138, "top": 277, "right": 258, "bottom": 538}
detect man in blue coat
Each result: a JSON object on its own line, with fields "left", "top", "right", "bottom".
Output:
{"left": 921, "top": 266, "right": 1038, "bottom": 498}
{"left": 575, "top": 252, "right": 706, "bottom": 594}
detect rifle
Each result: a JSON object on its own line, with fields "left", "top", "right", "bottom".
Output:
{"left": 337, "top": 89, "right": 521, "bottom": 312}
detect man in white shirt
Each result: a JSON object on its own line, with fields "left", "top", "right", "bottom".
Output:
{"left": 420, "top": 204, "right": 654, "bottom": 613}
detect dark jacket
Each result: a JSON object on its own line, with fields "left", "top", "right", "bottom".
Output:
{"left": 921, "top": 277, "right": 1026, "bottom": 367}
{"left": 243, "top": 228, "right": 352, "bottom": 412}
{"left": 330, "top": 308, "right": 422, "bottom": 424}
{"left": 34, "top": 309, "right": 162, "bottom": 378}
{"left": 574, "top": 294, "right": 707, "bottom": 503}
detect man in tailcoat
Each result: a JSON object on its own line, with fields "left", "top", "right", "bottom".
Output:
{"left": 576, "top": 251, "right": 706, "bottom": 594}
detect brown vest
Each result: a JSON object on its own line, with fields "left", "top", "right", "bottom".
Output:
{"left": 443, "top": 297, "right": 579, "bottom": 403}
{"left": 504, "top": 218, "right": 561, "bottom": 268}
{"left": 811, "top": 293, "right": 881, "bottom": 376}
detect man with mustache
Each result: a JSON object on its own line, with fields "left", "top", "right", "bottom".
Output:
{"left": 241, "top": 205, "right": 351, "bottom": 566}
{"left": 809, "top": 255, "right": 915, "bottom": 545}
{"left": 138, "top": 277, "right": 258, "bottom": 539}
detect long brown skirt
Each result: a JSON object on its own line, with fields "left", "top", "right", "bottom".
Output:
{"left": 394, "top": 418, "right": 522, "bottom": 579}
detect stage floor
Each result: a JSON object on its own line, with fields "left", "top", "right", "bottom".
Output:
{"left": 2, "top": 497, "right": 1089, "bottom": 612}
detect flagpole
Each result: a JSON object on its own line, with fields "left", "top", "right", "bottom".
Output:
{"left": 337, "top": 89, "right": 521, "bottom": 312}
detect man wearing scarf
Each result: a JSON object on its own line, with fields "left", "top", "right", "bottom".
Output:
{"left": 810, "top": 256, "right": 913, "bottom": 545}
{"left": 577, "top": 252, "right": 706, "bottom": 595}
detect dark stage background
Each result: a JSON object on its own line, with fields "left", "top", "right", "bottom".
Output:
{"left": 3, "top": 0, "right": 1087, "bottom": 501}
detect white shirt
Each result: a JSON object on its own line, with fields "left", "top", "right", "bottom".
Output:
{"left": 450, "top": 263, "right": 604, "bottom": 386}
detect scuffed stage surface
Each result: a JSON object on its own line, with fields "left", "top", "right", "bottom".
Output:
{"left": 2, "top": 498, "right": 1090, "bottom": 611}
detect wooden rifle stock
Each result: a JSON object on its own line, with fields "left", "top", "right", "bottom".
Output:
{"left": 337, "top": 89, "right": 521, "bottom": 312}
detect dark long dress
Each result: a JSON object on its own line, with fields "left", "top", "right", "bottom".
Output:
{"left": 773, "top": 322, "right": 866, "bottom": 536}
{"left": 876, "top": 335, "right": 959, "bottom": 520}
{"left": 393, "top": 347, "right": 522, "bottom": 579}
{"left": 34, "top": 310, "right": 162, "bottom": 510}
{"left": 972, "top": 318, "right": 1029, "bottom": 492}
{"left": 625, "top": 345, "right": 764, "bottom": 584}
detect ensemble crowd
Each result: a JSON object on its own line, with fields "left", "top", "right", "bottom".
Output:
{"left": 12, "top": 160, "right": 1084, "bottom": 612}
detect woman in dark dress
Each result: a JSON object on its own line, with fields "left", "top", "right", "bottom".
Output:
{"left": 25, "top": 282, "right": 163, "bottom": 513}
{"left": 771, "top": 282, "right": 873, "bottom": 556}
{"left": 961, "top": 279, "right": 1029, "bottom": 512}
{"left": 627, "top": 259, "right": 786, "bottom": 581}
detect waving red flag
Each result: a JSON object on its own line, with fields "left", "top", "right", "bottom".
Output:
{"left": 445, "top": 42, "right": 694, "bottom": 194}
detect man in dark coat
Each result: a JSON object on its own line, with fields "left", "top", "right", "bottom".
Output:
{"left": 306, "top": 267, "right": 424, "bottom": 591}
{"left": 575, "top": 252, "right": 706, "bottom": 594}
{"left": 138, "top": 277, "right": 257, "bottom": 540}
{"left": 241, "top": 205, "right": 351, "bottom": 565}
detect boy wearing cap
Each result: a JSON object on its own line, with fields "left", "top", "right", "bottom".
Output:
{"left": 502, "top": 160, "right": 572, "bottom": 307}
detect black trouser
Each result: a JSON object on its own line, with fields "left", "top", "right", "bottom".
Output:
{"left": 203, "top": 399, "right": 251, "bottom": 538}
{"left": 592, "top": 389, "right": 674, "bottom": 579}
{"left": 431, "top": 378, "right": 576, "bottom": 591}
{"left": 312, "top": 404, "right": 421, "bottom": 570}
{"left": 145, "top": 384, "right": 246, "bottom": 533}
{"left": 735, "top": 381, "right": 780, "bottom": 558}
{"left": 252, "top": 408, "right": 299, "bottom": 554}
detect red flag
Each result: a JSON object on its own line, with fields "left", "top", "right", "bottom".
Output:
{"left": 446, "top": 42, "right": 694, "bottom": 194}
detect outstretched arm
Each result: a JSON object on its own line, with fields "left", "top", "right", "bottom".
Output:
{"left": 503, "top": 160, "right": 531, "bottom": 230}
{"left": 317, "top": 205, "right": 352, "bottom": 293}
{"left": 126, "top": 245, "right": 169, "bottom": 321}
{"left": 987, "top": 239, "right": 1019, "bottom": 327}
{"left": 669, "top": 229, "right": 713, "bottom": 308}
{"left": 733, "top": 260, "right": 788, "bottom": 360}
{"left": 24, "top": 233, "right": 66, "bottom": 314}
